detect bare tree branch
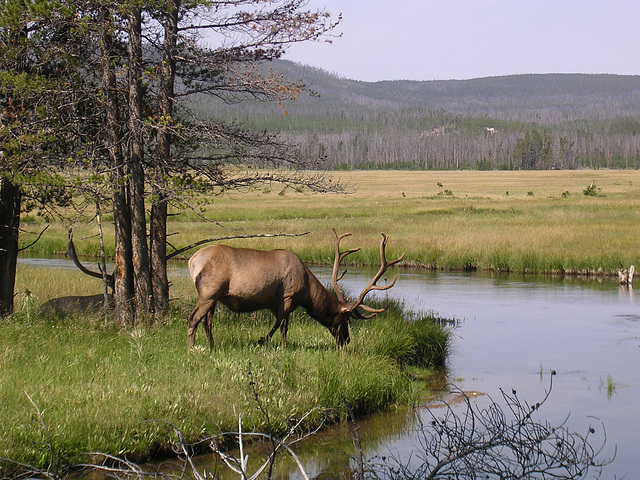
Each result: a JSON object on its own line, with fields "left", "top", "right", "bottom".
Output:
{"left": 366, "top": 372, "right": 615, "bottom": 480}
{"left": 17, "top": 225, "right": 49, "bottom": 252}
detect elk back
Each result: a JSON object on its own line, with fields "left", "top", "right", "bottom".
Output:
{"left": 39, "top": 294, "right": 114, "bottom": 317}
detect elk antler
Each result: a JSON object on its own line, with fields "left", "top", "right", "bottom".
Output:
{"left": 68, "top": 230, "right": 115, "bottom": 291}
{"left": 349, "top": 233, "right": 405, "bottom": 318}
{"left": 331, "top": 228, "right": 360, "bottom": 303}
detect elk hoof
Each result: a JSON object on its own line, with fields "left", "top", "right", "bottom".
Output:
{"left": 257, "top": 336, "right": 268, "bottom": 345}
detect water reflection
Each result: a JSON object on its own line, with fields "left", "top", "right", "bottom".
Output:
{"left": 17, "top": 258, "right": 637, "bottom": 477}
{"left": 233, "top": 267, "right": 635, "bottom": 478}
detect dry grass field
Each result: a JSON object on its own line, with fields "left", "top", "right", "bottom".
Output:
{"left": 17, "top": 169, "right": 640, "bottom": 302}
{"left": 172, "top": 169, "right": 640, "bottom": 271}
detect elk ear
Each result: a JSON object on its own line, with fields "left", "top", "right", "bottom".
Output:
{"left": 340, "top": 305, "right": 350, "bottom": 314}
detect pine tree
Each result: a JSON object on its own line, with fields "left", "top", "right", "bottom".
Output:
{"left": 0, "top": 0, "right": 85, "bottom": 314}
{"left": 2, "top": 0, "right": 341, "bottom": 323}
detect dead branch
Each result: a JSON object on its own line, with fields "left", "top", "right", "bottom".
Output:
{"left": 17, "top": 225, "right": 50, "bottom": 252}
{"left": 366, "top": 372, "right": 615, "bottom": 480}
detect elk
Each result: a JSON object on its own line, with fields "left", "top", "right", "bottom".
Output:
{"left": 39, "top": 293, "right": 114, "bottom": 317}
{"left": 66, "top": 231, "right": 115, "bottom": 291}
{"left": 187, "top": 229, "right": 405, "bottom": 349}
{"left": 39, "top": 232, "right": 115, "bottom": 318}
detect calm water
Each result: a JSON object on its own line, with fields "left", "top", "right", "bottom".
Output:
{"left": 298, "top": 267, "right": 638, "bottom": 478}
{"left": 18, "top": 259, "right": 639, "bottom": 477}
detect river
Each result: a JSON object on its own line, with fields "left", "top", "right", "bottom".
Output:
{"left": 18, "top": 259, "right": 639, "bottom": 477}
{"left": 297, "top": 267, "right": 637, "bottom": 479}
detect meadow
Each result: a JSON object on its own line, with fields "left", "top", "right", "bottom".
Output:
{"left": 4, "top": 169, "right": 639, "bottom": 472}
{"left": 0, "top": 293, "right": 450, "bottom": 470}
{"left": 20, "top": 169, "right": 640, "bottom": 294}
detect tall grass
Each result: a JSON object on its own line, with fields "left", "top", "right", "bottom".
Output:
{"left": 0, "top": 295, "right": 450, "bottom": 471}
{"left": 20, "top": 170, "right": 640, "bottom": 275}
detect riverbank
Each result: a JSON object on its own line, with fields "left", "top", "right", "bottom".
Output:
{"left": 0, "top": 296, "right": 451, "bottom": 472}
{"left": 19, "top": 170, "right": 640, "bottom": 276}
{"left": 6, "top": 169, "right": 635, "bottom": 475}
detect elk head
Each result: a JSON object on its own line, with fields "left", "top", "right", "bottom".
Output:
{"left": 327, "top": 228, "right": 405, "bottom": 344}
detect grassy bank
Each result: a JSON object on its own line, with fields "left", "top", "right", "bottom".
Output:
{"left": 0, "top": 292, "right": 450, "bottom": 471}
{"left": 6, "top": 169, "right": 634, "bottom": 472}
{"left": 20, "top": 170, "right": 640, "bottom": 275}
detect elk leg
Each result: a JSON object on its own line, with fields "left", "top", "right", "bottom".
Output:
{"left": 262, "top": 300, "right": 293, "bottom": 347}
{"left": 258, "top": 315, "right": 290, "bottom": 347}
{"left": 260, "top": 296, "right": 294, "bottom": 347}
{"left": 279, "top": 298, "right": 295, "bottom": 348}
{"left": 188, "top": 298, "right": 216, "bottom": 349}
{"left": 203, "top": 308, "right": 215, "bottom": 350}
{"left": 259, "top": 311, "right": 283, "bottom": 345}
{"left": 280, "top": 315, "right": 290, "bottom": 348}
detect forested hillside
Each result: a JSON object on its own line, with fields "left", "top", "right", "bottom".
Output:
{"left": 193, "top": 60, "right": 640, "bottom": 170}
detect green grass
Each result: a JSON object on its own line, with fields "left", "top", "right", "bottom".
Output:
{"left": 20, "top": 170, "right": 640, "bottom": 275}
{"left": 600, "top": 374, "right": 626, "bottom": 399}
{"left": 0, "top": 295, "right": 450, "bottom": 471}
{"left": 7, "top": 168, "right": 637, "bottom": 472}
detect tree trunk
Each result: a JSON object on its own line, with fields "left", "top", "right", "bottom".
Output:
{"left": 129, "top": 160, "right": 151, "bottom": 322}
{"left": 150, "top": 195, "right": 167, "bottom": 316}
{"left": 114, "top": 181, "right": 134, "bottom": 325}
{"left": 100, "top": 7, "right": 134, "bottom": 326}
{"left": 150, "top": 0, "right": 180, "bottom": 318}
{"left": 0, "top": 3, "right": 28, "bottom": 316}
{"left": 127, "top": 7, "right": 152, "bottom": 323}
{"left": 0, "top": 178, "right": 21, "bottom": 316}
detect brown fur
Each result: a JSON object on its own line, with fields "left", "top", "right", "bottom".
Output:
{"left": 187, "top": 231, "right": 403, "bottom": 349}
{"left": 39, "top": 294, "right": 114, "bottom": 317}
{"left": 187, "top": 244, "right": 350, "bottom": 349}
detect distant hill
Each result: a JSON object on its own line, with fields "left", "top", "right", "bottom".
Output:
{"left": 196, "top": 60, "right": 640, "bottom": 170}
{"left": 268, "top": 60, "right": 640, "bottom": 120}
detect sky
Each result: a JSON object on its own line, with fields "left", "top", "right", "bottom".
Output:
{"left": 283, "top": 0, "right": 640, "bottom": 82}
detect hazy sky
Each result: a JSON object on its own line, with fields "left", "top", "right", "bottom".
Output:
{"left": 283, "top": 0, "right": 640, "bottom": 81}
